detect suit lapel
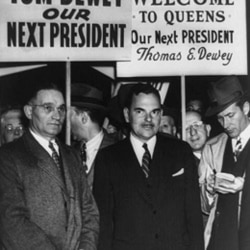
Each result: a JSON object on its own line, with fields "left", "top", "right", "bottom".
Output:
{"left": 120, "top": 139, "right": 154, "bottom": 205}
{"left": 151, "top": 137, "right": 174, "bottom": 202}
{"left": 23, "top": 131, "right": 69, "bottom": 197}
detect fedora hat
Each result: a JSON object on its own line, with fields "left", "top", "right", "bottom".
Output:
{"left": 205, "top": 76, "right": 246, "bottom": 117}
{"left": 71, "top": 83, "right": 106, "bottom": 112}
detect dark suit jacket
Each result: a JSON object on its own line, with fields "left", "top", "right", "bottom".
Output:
{"left": 0, "top": 131, "right": 99, "bottom": 250}
{"left": 93, "top": 134, "right": 204, "bottom": 250}
{"left": 87, "top": 131, "right": 117, "bottom": 190}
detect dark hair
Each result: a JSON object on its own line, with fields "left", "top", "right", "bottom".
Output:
{"left": 27, "top": 81, "right": 63, "bottom": 104}
{"left": 235, "top": 95, "right": 249, "bottom": 110}
{"left": 124, "top": 83, "right": 161, "bottom": 109}
{"left": 75, "top": 106, "right": 106, "bottom": 127}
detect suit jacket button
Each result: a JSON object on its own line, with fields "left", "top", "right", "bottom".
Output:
{"left": 153, "top": 210, "right": 156, "bottom": 215}
{"left": 155, "top": 233, "right": 159, "bottom": 239}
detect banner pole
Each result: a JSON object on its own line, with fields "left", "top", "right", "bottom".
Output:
{"left": 181, "top": 75, "right": 186, "bottom": 141}
{"left": 65, "top": 61, "right": 71, "bottom": 145}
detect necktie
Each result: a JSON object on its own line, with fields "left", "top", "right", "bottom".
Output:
{"left": 48, "top": 141, "right": 61, "bottom": 171}
{"left": 80, "top": 142, "right": 88, "bottom": 173}
{"left": 234, "top": 137, "right": 242, "bottom": 161}
{"left": 142, "top": 143, "right": 151, "bottom": 178}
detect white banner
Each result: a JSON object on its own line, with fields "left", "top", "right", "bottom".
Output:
{"left": 0, "top": 0, "right": 131, "bottom": 61}
{"left": 117, "top": 0, "right": 247, "bottom": 77}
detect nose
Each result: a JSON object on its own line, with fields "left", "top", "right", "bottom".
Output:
{"left": 221, "top": 117, "right": 230, "bottom": 129}
{"left": 14, "top": 129, "right": 23, "bottom": 136}
{"left": 190, "top": 126, "right": 198, "bottom": 136}
{"left": 52, "top": 108, "right": 61, "bottom": 120}
{"left": 145, "top": 113, "right": 152, "bottom": 122}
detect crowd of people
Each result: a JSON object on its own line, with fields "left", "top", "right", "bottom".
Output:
{"left": 0, "top": 75, "right": 249, "bottom": 250}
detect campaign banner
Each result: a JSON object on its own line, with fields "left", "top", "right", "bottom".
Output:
{"left": 0, "top": 0, "right": 131, "bottom": 61}
{"left": 117, "top": 0, "right": 247, "bottom": 77}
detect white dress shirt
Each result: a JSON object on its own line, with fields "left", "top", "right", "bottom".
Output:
{"left": 231, "top": 123, "right": 250, "bottom": 152}
{"left": 130, "top": 133, "right": 156, "bottom": 165}
{"left": 29, "top": 129, "right": 59, "bottom": 156}
{"left": 85, "top": 130, "right": 104, "bottom": 173}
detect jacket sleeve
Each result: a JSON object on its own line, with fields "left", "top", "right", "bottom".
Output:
{"left": 183, "top": 144, "right": 205, "bottom": 250}
{"left": 198, "top": 143, "right": 217, "bottom": 214}
{"left": 78, "top": 167, "right": 100, "bottom": 250}
{"left": 0, "top": 150, "right": 57, "bottom": 250}
{"left": 92, "top": 150, "right": 113, "bottom": 250}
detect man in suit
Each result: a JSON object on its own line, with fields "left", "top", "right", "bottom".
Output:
{"left": 185, "top": 110, "right": 211, "bottom": 166}
{"left": 0, "top": 105, "right": 25, "bottom": 145}
{"left": 199, "top": 76, "right": 250, "bottom": 250}
{"left": 93, "top": 83, "right": 204, "bottom": 250}
{"left": 70, "top": 83, "right": 117, "bottom": 190}
{"left": 0, "top": 82, "right": 99, "bottom": 250}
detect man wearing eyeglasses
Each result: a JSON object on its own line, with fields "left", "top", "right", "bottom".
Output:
{"left": 0, "top": 82, "right": 99, "bottom": 250}
{"left": 93, "top": 83, "right": 204, "bottom": 250}
{"left": 185, "top": 110, "right": 211, "bottom": 166}
{"left": 0, "top": 106, "right": 25, "bottom": 146}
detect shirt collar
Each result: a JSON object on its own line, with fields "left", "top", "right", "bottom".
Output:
{"left": 86, "top": 130, "right": 104, "bottom": 150}
{"left": 232, "top": 123, "right": 250, "bottom": 149}
{"left": 130, "top": 133, "right": 156, "bottom": 157}
{"left": 29, "top": 128, "right": 58, "bottom": 154}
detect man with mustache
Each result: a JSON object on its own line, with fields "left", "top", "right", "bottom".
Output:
{"left": 93, "top": 83, "right": 204, "bottom": 250}
{"left": 0, "top": 82, "right": 99, "bottom": 250}
{"left": 199, "top": 76, "right": 250, "bottom": 250}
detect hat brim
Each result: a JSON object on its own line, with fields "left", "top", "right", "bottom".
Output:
{"left": 205, "top": 92, "right": 247, "bottom": 117}
{"left": 71, "top": 102, "right": 107, "bottom": 113}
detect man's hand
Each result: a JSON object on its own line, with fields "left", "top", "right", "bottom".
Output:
{"left": 214, "top": 177, "right": 244, "bottom": 194}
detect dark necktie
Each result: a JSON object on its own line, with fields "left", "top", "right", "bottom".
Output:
{"left": 234, "top": 137, "right": 242, "bottom": 161}
{"left": 142, "top": 143, "right": 151, "bottom": 178}
{"left": 48, "top": 141, "right": 61, "bottom": 171}
{"left": 80, "top": 142, "right": 88, "bottom": 173}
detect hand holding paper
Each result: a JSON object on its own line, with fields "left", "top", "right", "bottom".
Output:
{"left": 214, "top": 172, "right": 244, "bottom": 194}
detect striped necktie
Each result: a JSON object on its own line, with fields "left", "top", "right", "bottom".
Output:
{"left": 80, "top": 141, "right": 88, "bottom": 173}
{"left": 234, "top": 137, "right": 242, "bottom": 161}
{"left": 142, "top": 143, "right": 151, "bottom": 178}
{"left": 48, "top": 141, "right": 61, "bottom": 170}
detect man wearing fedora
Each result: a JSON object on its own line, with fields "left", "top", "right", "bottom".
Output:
{"left": 199, "top": 76, "right": 250, "bottom": 250}
{"left": 70, "top": 83, "right": 117, "bottom": 190}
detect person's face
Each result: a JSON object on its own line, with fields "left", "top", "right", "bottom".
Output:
{"left": 187, "top": 100, "right": 203, "bottom": 113}
{"left": 185, "top": 112, "right": 210, "bottom": 152}
{"left": 24, "top": 89, "right": 65, "bottom": 140}
{"left": 70, "top": 107, "right": 86, "bottom": 141}
{"left": 159, "top": 115, "right": 176, "bottom": 136}
{"left": 217, "top": 102, "right": 250, "bottom": 139}
{"left": 124, "top": 93, "right": 162, "bottom": 143}
{"left": 1, "top": 110, "right": 24, "bottom": 144}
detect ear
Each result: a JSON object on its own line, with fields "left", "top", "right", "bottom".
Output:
{"left": 205, "top": 124, "right": 211, "bottom": 137}
{"left": 243, "top": 101, "right": 250, "bottom": 116}
{"left": 23, "top": 105, "right": 32, "bottom": 120}
{"left": 123, "top": 107, "right": 130, "bottom": 123}
{"left": 173, "top": 126, "right": 177, "bottom": 136}
{"left": 81, "top": 111, "right": 89, "bottom": 124}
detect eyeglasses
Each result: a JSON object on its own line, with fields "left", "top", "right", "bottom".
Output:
{"left": 5, "top": 124, "right": 24, "bottom": 134}
{"left": 186, "top": 121, "right": 204, "bottom": 133}
{"left": 30, "top": 103, "right": 66, "bottom": 115}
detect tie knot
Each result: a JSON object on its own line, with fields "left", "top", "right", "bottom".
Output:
{"left": 143, "top": 143, "right": 149, "bottom": 151}
{"left": 236, "top": 137, "right": 242, "bottom": 145}
{"left": 142, "top": 143, "right": 151, "bottom": 159}
{"left": 81, "top": 141, "right": 86, "bottom": 150}
{"left": 49, "top": 141, "right": 56, "bottom": 150}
